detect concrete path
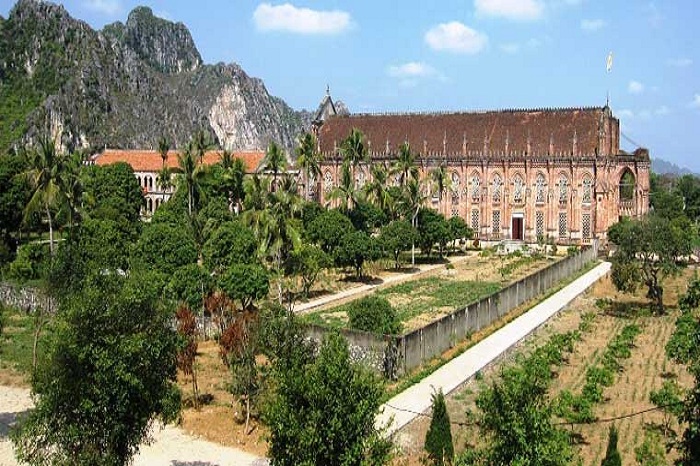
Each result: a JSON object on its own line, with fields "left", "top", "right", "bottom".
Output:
{"left": 294, "top": 256, "right": 468, "bottom": 314}
{"left": 376, "top": 261, "right": 611, "bottom": 436}
{"left": 0, "top": 386, "right": 267, "bottom": 466}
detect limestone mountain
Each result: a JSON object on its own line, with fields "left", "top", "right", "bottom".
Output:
{"left": 0, "top": 0, "right": 306, "bottom": 154}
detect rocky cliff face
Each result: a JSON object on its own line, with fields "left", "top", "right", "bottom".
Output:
{"left": 0, "top": 0, "right": 306, "bottom": 154}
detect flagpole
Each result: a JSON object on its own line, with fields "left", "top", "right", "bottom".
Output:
{"left": 606, "top": 51, "right": 613, "bottom": 107}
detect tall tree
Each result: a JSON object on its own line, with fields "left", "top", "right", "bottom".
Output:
{"left": 11, "top": 272, "right": 181, "bottom": 466}
{"left": 219, "top": 152, "right": 246, "bottom": 212}
{"left": 191, "top": 130, "right": 212, "bottom": 164}
{"left": 393, "top": 142, "right": 419, "bottom": 187}
{"left": 608, "top": 213, "right": 696, "bottom": 313}
{"left": 177, "top": 143, "right": 203, "bottom": 216}
{"left": 21, "top": 136, "right": 66, "bottom": 254}
{"left": 259, "top": 141, "right": 287, "bottom": 185}
{"left": 341, "top": 128, "right": 368, "bottom": 170}
{"left": 296, "top": 132, "right": 322, "bottom": 200}
{"left": 157, "top": 136, "right": 170, "bottom": 168}
{"left": 364, "top": 163, "right": 393, "bottom": 215}
{"left": 431, "top": 164, "right": 448, "bottom": 215}
{"left": 329, "top": 161, "right": 358, "bottom": 211}
{"left": 425, "top": 389, "right": 454, "bottom": 466}
{"left": 263, "top": 332, "right": 392, "bottom": 466}
{"left": 601, "top": 426, "right": 622, "bottom": 466}
{"left": 400, "top": 177, "right": 426, "bottom": 266}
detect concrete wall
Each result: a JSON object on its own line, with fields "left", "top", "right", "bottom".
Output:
{"left": 309, "top": 242, "right": 598, "bottom": 378}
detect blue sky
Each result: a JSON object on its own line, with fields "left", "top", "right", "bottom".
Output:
{"left": 2, "top": 0, "right": 700, "bottom": 171}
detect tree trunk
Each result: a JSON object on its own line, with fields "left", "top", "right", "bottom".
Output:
{"left": 46, "top": 204, "right": 54, "bottom": 255}
{"left": 245, "top": 396, "right": 251, "bottom": 435}
{"left": 192, "top": 364, "right": 200, "bottom": 409}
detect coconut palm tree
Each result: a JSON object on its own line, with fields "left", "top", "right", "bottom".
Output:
{"left": 401, "top": 177, "right": 426, "bottom": 266}
{"left": 158, "top": 136, "right": 170, "bottom": 168}
{"left": 329, "top": 161, "right": 358, "bottom": 212}
{"left": 341, "top": 128, "right": 368, "bottom": 169}
{"left": 364, "top": 163, "right": 392, "bottom": 214}
{"left": 221, "top": 156, "right": 246, "bottom": 213}
{"left": 58, "top": 150, "right": 85, "bottom": 232}
{"left": 430, "top": 164, "right": 448, "bottom": 215}
{"left": 259, "top": 141, "right": 287, "bottom": 188}
{"left": 177, "top": 143, "right": 203, "bottom": 217}
{"left": 393, "top": 142, "right": 419, "bottom": 187}
{"left": 296, "top": 132, "right": 322, "bottom": 200}
{"left": 22, "top": 136, "right": 66, "bottom": 254}
{"left": 192, "top": 130, "right": 212, "bottom": 164}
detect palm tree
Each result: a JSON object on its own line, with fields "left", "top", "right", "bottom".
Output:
{"left": 401, "top": 177, "right": 426, "bottom": 266}
{"left": 296, "top": 132, "right": 322, "bottom": 200}
{"left": 341, "top": 128, "right": 368, "bottom": 169}
{"left": 157, "top": 166, "right": 173, "bottom": 197}
{"left": 364, "top": 163, "right": 392, "bottom": 214}
{"left": 431, "top": 164, "right": 448, "bottom": 215}
{"left": 220, "top": 149, "right": 234, "bottom": 169}
{"left": 192, "top": 130, "right": 212, "bottom": 164}
{"left": 177, "top": 143, "right": 202, "bottom": 217}
{"left": 329, "top": 161, "right": 358, "bottom": 211}
{"left": 259, "top": 141, "right": 287, "bottom": 186}
{"left": 393, "top": 142, "right": 419, "bottom": 187}
{"left": 242, "top": 174, "right": 273, "bottom": 248}
{"left": 58, "top": 150, "right": 85, "bottom": 232}
{"left": 222, "top": 156, "right": 246, "bottom": 213}
{"left": 22, "top": 136, "right": 66, "bottom": 254}
{"left": 158, "top": 136, "right": 170, "bottom": 168}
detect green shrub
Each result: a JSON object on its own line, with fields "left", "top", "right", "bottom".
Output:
{"left": 8, "top": 242, "right": 49, "bottom": 281}
{"left": 425, "top": 390, "right": 454, "bottom": 466}
{"left": 346, "top": 296, "right": 402, "bottom": 335}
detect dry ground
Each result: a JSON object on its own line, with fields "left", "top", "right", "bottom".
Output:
{"left": 394, "top": 270, "right": 696, "bottom": 466}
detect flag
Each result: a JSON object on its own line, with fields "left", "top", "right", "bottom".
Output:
{"left": 606, "top": 51, "right": 613, "bottom": 73}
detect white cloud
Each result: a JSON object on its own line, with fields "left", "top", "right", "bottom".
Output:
{"left": 628, "top": 80, "right": 644, "bottom": 94}
{"left": 425, "top": 22, "right": 488, "bottom": 54}
{"left": 500, "top": 43, "right": 521, "bottom": 54}
{"left": 616, "top": 109, "right": 634, "bottom": 119}
{"left": 655, "top": 105, "right": 670, "bottom": 116}
{"left": 474, "top": 0, "right": 545, "bottom": 21}
{"left": 253, "top": 3, "right": 351, "bottom": 35}
{"left": 155, "top": 10, "right": 172, "bottom": 21}
{"left": 580, "top": 19, "right": 606, "bottom": 31}
{"left": 387, "top": 62, "right": 436, "bottom": 79}
{"left": 692, "top": 94, "right": 700, "bottom": 108}
{"left": 667, "top": 58, "right": 693, "bottom": 67}
{"left": 83, "top": 0, "right": 121, "bottom": 15}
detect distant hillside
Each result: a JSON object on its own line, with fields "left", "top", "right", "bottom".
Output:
{"left": 0, "top": 0, "right": 309, "bottom": 154}
{"left": 651, "top": 158, "right": 696, "bottom": 176}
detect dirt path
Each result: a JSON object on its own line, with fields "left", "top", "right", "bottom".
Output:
{"left": 0, "top": 386, "right": 267, "bottom": 466}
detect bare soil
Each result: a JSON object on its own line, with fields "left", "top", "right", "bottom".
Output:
{"left": 393, "top": 270, "right": 696, "bottom": 465}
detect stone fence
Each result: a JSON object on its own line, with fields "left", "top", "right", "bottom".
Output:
{"left": 306, "top": 242, "right": 599, "bottom": 378}
{"left": 0, "top": 282, "right": 53, "bottom": 314}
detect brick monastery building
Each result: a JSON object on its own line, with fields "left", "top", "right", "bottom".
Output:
{"left": 310, "top": 93, "right": 650, "bottom": 244}
{"left": 94, "top": 149, "right": 264, "bottom": 216}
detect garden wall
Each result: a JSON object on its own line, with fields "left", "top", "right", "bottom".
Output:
{"left": 0, "top": 282, "right": 53, "bottom": 313}
{"left": 307, "top": 242, "right": 599, "bottom": 379}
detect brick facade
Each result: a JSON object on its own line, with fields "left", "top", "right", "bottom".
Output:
{"left": 311, "top": 102, "right": 649, "bottom": 244}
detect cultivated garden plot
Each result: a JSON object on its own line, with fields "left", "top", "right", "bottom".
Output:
{"left": 301, "top": 250, "right": 555, "bottom": 332}
{"left": 393, "top": 270, "right": 696, "bottom": 466}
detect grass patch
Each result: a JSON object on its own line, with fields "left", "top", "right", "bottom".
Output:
{"left": 302, "top": 277, "right": 501, "bottom": 329}
{"left": 0, "top": 305, "right": 54, "bottom": 381}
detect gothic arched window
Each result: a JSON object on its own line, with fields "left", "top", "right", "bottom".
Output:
{"left": 513, "top": 174, "right": 524, "bottom": 203}
{"left": 470, "top": 173, "right": 481, "bottom": 202}
{"left": 558, "top": 174, "right": 568, "bottom": 204}
{"left": 451, "top": 171, "right": 460, "bottom": 194}
{"left": 492, "top": 174, "right": 503, "bottom": 203}
{"left": 535, "top": 173, "right": 546, "bottom": 203}
{"left": 582, "top": 176, "right": 592, "bottom": 204}
{"left": 323, "top": 170, "right": 333, "bottom": 193}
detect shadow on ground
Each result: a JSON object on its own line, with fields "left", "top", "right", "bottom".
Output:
{"left": 0, "top": 410, "right": 30, "bottom": 439}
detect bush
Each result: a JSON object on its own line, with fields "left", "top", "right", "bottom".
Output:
{"left": 346, "top": 296, "right": 402, "bottom": 335}
{"left": 8, "top": 242, "right": 49, "bottom": 281}
{"left": 425, "top": 390, "right": 454, "bottom": 465}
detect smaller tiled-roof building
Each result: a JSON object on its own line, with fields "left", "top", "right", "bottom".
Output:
{"left": 94, "top": 149, "right": 264, "bottom": 216}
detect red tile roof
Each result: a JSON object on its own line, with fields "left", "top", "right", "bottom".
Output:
{"left": 318, "top": 107, "right": 620, "bottom": 158}
{"left": 94, "top": 149, "right": 264, "bottom": 173}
